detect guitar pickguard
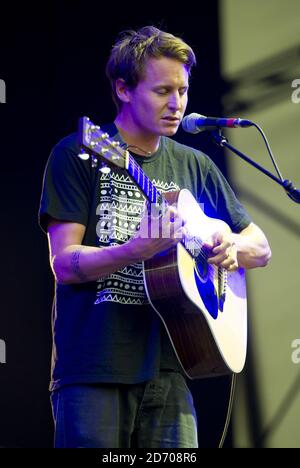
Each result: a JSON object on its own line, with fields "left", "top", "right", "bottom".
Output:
{"left": 194, "top": 257, "right": 219, "bottom": 320}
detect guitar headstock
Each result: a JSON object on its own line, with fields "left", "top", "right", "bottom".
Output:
{"left": 78, "top": 116, "right": 128, "bottom": 169}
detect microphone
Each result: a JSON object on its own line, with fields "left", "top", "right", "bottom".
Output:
{"left": 182, "top": 112, "right": 253, "bottom": 134}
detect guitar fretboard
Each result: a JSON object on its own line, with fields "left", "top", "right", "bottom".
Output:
{"left": 127, "top": 153, "right": 162, "bottom": 206}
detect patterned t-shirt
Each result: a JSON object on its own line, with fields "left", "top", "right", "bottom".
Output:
{"left": 39, "top": 123, "right": 252, "bottom": 390}
{"left": 94, "top": 170, "right": 182, "bottom": 307}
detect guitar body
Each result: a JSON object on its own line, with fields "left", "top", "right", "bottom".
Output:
{"left": 143, "top": 189, "right": 247, "bottom": 379}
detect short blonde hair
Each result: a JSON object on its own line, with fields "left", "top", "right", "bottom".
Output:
{"left": 106, "top": 25, "right": 196, "bottom": 112}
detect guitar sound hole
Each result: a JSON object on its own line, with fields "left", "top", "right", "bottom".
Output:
{"left": 195, "top": 256, "right": 208, "bottom": 282}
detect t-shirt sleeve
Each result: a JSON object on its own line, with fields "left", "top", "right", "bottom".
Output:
{"left": 38, "top": 136, "right": 92, "bottom": 233}
{"left": 199, "top": 157, "right": 252, "bottom": 233}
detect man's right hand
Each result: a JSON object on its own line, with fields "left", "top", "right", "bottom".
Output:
{"left": 126, "top": 205, "right": 186, "bottom": 262}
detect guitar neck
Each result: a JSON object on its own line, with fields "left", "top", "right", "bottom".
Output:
{"left": 127, "top": 153, "right": 164, "bottom": 207}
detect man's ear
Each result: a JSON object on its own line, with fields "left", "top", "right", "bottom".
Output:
{"left": 115, "top": 78, "right": 131, "bottom": 104}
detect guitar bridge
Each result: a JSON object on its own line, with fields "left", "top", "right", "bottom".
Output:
{"left": 218, "top": 268, "right": 227, "bottom": 312}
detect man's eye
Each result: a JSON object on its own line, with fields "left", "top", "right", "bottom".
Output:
{"left": 154, "top": 88, "right": 188, "bottom": 96}
{"left": 155, "top": 89, "right": 168, "bottom": 95}
{"left": 179, "top": 88, "right": 188, "bottom": 96}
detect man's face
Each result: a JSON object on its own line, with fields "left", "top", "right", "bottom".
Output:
{"left": 125, "top": 57, "right": 189, "bottom": 137}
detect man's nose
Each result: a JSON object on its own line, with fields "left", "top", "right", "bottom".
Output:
{"left": 167, "top": 92, "right": 181, "bottom": 110}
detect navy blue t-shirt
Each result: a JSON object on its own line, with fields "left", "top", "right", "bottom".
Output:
{"left": 39, "top": 124, "right": 251, "bottom": 391}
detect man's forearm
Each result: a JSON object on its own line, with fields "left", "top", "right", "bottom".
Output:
{"left": 51, "top": 243, "right": 139, "bottom": 284}
{"left": 232, "top": 223, "right": 271, "bottom": 269}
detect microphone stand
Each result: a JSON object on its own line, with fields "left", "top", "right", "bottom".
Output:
{"left": 211, "top": 130, "right": 300, "bottom": 204}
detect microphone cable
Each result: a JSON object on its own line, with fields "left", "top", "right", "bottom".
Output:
{"left": 251, "top": 122, "right": 284, "bottom": 182}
